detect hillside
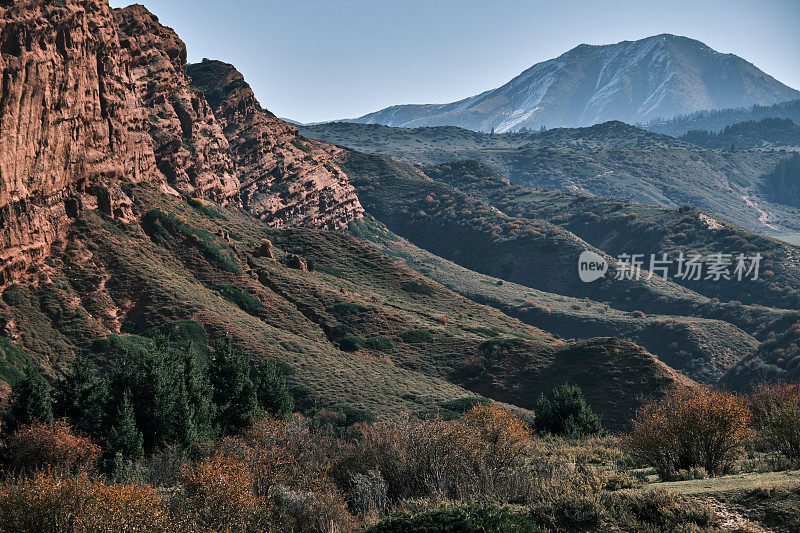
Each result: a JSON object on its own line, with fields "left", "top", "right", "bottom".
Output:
{"left": 353, "top": 218, "right": 759, "bottom": 383}
{"left": 644, "top": 99, "right": 800, "bottom": 136}
{"left": 350, "top": 34, "right": 800, "bottom": 132}
{"left": 680, "top": 118, "right": 800, "bottom": 150}
{"left": 0, "top": 182, "right": 692, "bottom": 429}
{"left": 302, "top": 120, "right": 799, "bottom": 235}
{"left": 421, "top": 159, "right": 800, "bottom": 311}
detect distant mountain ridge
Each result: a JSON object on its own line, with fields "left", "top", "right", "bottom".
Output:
{"left": 350, "top": 34, "right": 800, "bottom": 133}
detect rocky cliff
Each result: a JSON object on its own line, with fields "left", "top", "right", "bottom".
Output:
{"left": 0, "top": 0, "right": 160, "bottom": 286}
{"left": 114, "top": 5, "right": 239, "bottom": 202}
{"left": 187, "top": 59, "right": 363, "bottom": 230}
{"left": 0, "top": 0, "right": 363, "bottom": 288}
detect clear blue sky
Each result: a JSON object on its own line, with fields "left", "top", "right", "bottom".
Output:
{"left": 110, "top": 0, "right": 800, "bottom": 123}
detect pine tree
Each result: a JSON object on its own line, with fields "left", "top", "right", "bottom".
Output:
{"left": 107, "top": 389, "right": 144, "bottom": 459}
{"left": 54, "top": 353, "right": 108, "bottom": 439}
{"left": 7, "top": 361, "right": 53, "bottom": 431}
{"left": 182, "top": 344, "right": 215, "bottom": 441}
{"left": 209, "top": 337, "right": 257, "bottom": 435}
{"left": 254, "top": 360, "right": 293, "bottom": 419}
{"left": 534, "top": 384, "right": 601, "bottom": 438}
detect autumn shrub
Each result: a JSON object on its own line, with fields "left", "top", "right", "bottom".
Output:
{"left": 748, "top": 382, "right": 800, "bottom": 468}
{"left": 180, "top": 452, "right": 264, "bottom": 530}
{"left": 333, "top": 414, "right": 489, "bottom": 501}
{"left": 626, "top": 387, "right": 750, "bottom": 480}
{"left": 0, "top": 472, "right": 173, "bottom": 532}
{"left": 462, "top": 404, "right": 532, "bottom": 467}
{"left": 4, "top": 420, "right": 101, "bottom": 475}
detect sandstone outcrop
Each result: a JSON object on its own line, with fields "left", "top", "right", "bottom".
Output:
{"left": 114, "top": 5, "right": 239, "bottom": 203}
{"left": 187, "top": 59, "right": 363, "bottom": 230}
{"left": 0, "top": 0, "right": 363, "bottom": 288}
{"left": 0, "top": 0, "right": 160, "bottom": 285}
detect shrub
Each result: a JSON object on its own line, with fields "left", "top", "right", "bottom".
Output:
{"left": 0, "top": 473, "right": 171, "bottom": 532}
{"left": 626, "top": 387, "right": 750, "bottom": 480}
{"left": 534, "top": 385, "right": 601, "bottom": 438}
{"left": 401, "top": 280, "right": 435, "bottom": 296}
{"left": 212, "top": 284, "right": 264, "bottom": 315}
{"left": 340, "top": 336, "right": 366, "bottom": 352}
{"left": 367, "top": 505, "right": 543, "bottom": 533}
{"left": 180, "top": 453, "right": 263, "bottom": 530}
{"left": 365, "top": 336, "right": 393, "bottom": 351}
{"left": 399, "top": 329, "right": 432, "bottom": 343}
{"left": 1, "top": 284, "right": 24, "bottom": 306}
{"left": 462, "top": 404, "right": 532, "bottom": 467}
{"left": 749, "top": 382, "right": 800, "bottom": 467}
{"left": 5, "top": 420, "right": 101, "bottom": 475}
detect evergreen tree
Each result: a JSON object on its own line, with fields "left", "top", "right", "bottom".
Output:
{"left": 254, "top": 360, "right": 294, "bottom": 419}
{"left": 7, "top": 361, "right": 53, "bottom": 431}
{"left": 209, "top": 337, "right": 257, "bottom": 435}
{"left": 107, "top": 389, "right": 144, "bottom": 459}
{"left": 534, "top": 384, "right": 601, "bottom": 438}
{"left": 54, "top": 353, "right": 108, "bottom": 438}
{"left": 182, "top": 344, "right": 215, "bottom": 441}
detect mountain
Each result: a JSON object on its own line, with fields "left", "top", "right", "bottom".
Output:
{"left": 643, "top": 99, "right": 800, "bottom": 136}
{"left": 350, "top": 34, "right": 800, "bottom": 133}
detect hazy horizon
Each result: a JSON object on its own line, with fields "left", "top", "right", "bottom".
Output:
{"left": 110, "top": 0, "right": 800, "bottom": 123}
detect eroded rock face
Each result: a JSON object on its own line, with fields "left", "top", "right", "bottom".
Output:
{"left": 0, "top": 0, "right": 363, "bottom": 288}
{"left": 0, "top": 0, "right": 160, "bottom": 285}
{"left": 186, "top": 59, "right": 364, "bottom": 230}
{"left": 114, "top": 5, "right": 239, "bottom": 203}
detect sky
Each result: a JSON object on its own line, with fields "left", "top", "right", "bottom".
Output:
{"left": 109, "top": 0, "right": 800, "bottom": 124}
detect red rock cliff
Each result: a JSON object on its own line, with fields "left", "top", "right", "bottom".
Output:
{"left": 187, "top": 59, "right": 364, "bottom": 230}
{"left": 0, "top": 0, "right": 160, "bottom": 285}
{"left": 114, "top": 5, "right": 239, "bottom": 203}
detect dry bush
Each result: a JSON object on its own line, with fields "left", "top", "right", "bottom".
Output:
{"left": 461, "top": 404, "right": 532, "bottom": 468}
{"left": 4, "top": 420, "right": 101, "bottom": 475}
{"left": 333, "top": 413, "right": 488, "bottom": 501}
{"left": 626, "top": 387, "right": 750, "bottom": 480}
{"left": 271, "top": 484, "right": 355, "bottom": 533}
{"left": 180, "top": 452, "right": 265, "bottom": 530}
{"left": 0, "top": 472, "right": 174, "bottom": 532}
{"left": 749, "top": 382, "right": 800, "bottom": 468}
{"left": 334, "top": 407, "right": 533, "bottom": 503}
{"left": 195, "top": 416, "right": 356, "bottom": 532}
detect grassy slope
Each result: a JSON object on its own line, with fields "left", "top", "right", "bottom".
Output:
{"left": 356, "top": 221, "right": 758, "bottom": 383}
{"left": 0, "top": 185, "right": 688, "bottom": 430}
{"left": 423, "top": 159, "right": 800, "bottom": 312}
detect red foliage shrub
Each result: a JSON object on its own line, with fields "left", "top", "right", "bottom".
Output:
{"left": 5, "top": 420, "right": 101, "bottom": 475}
{"left": 0, "top": 473, "right": 172, "bottom": 532}
{"left": 749, "top": 382, "right": 800, "bottom": 467}
{"left": 626, "top": 387, "right": 750, "bottom": 480}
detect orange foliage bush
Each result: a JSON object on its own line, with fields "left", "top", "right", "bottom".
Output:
{"left": 0, "top": 472, "right": 172, "bottom": 532}
{"left": 180, "top": 452, "right": 264, "bottom": 530}
{"left": 749, "top": 382, "right": 800, "bottom": 467}
{"left": 5, "top": 420, "right": 101, "bottom": 475}
{"left": 462, "top": 404, "right": 532, "bottom": 467}
{"left": 626, "top": 387, "right": 750, "bottom": 480}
